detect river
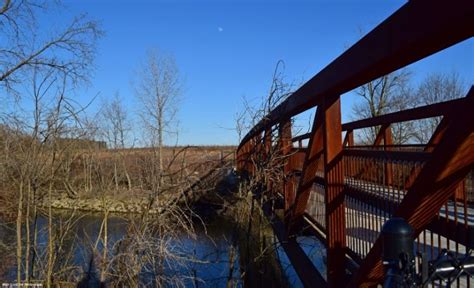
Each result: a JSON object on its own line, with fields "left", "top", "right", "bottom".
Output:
{"left": 0, "top": 211, "right": 245, "bottom": 287}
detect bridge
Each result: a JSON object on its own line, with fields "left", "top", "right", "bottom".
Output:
{"left": 235, "top": 1, "right": 474, "bottom": 287}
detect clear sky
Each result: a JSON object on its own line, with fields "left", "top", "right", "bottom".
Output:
{"left": 62, "top": 0, "right": 473, "bottom": 146}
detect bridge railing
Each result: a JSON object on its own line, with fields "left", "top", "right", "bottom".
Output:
{"left": 339, "top": 97, "right": 473, "bottom": 266}
{"left": 236, "top": 0, "right": 474, "bottom": 286}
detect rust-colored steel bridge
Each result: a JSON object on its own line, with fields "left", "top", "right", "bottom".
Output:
{"left": 235, "top": 1, "right": 474, "bottom": 287}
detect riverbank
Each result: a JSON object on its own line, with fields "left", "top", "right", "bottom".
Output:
{"left": 40, "top": 195, "right": 164, "bottom": 214}
{"left": 37, "top": 167, "right": 237, "bottom": 216}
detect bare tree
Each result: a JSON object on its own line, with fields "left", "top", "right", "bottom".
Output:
{"left": 413, "top": 72, "right": 466, "bottom": 143}
{"left": 352, "top": 69, "right": 415, "bottom": 144}
{"left": 134, "top": 49, "right": 181, "bottom": 188}
{"left": 102, "top": 92, "right": 129, "bottom": 149}
{"left": 0, "top": 0, "right": 103, "bottom": 96}
{"left": 99, "top": 92, "right": 133, "bottom": 192}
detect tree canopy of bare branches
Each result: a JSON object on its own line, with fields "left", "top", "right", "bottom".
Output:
{"left": 351, "top": 70, "right": 467, "bottom": 145}
{"left": 0, "top": 0, "right": 103, "bottom": 97}
{"left": 352, "top": 69, "right": 414, "bottom": 144}
{"left": 135, "top": 49, "right": 181, "bottom": 148}
{"left": 134, "top": 49, "right": 182, "bottom": 192}
{"left": 413, "top": 72, "right": 466, "bottom": 143}
{"left": 101, "top": 92, "right": 130, "bottom": 149}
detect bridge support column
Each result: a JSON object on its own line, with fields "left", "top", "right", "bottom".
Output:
{"left": 279, "top": 119, "right": 296, "bottom": 213}
{"left": 323, "top": 96, "right": 347, "bottom": 287}
{"left": 264, "top": 128, "right": 273, "bottom": 194}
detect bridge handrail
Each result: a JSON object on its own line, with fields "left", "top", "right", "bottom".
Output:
{"left": 341, "top": 97, "right": 465, "bottom": 131}
{"left": 291, "top": 97, "right": 466, "bottom": 145}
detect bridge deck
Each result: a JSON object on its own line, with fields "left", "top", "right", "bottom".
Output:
{"left": 306, "top": 179, "right": 474, "bottom": 286}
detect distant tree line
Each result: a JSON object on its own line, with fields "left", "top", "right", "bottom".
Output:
{"left": 352, "top": 70, "right": 467, "bottom": 144}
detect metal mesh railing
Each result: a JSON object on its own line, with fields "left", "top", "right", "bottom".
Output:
{"left": 343, "top": 151, "right": 426, "bottom": 259}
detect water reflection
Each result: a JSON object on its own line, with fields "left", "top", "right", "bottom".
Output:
{"left": 0, "top": 212, "right": 242, "bottom": 287}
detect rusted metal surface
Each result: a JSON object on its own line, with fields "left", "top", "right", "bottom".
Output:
{"left": 342, "top": 130, "right": 354, "bottom": 148}
{"left": 383, "top": 126, "right": 393, "bottom": 186}
{"left": 290, "top": 107, "right": 324, "bottom": 229}
{"left": 323, "top": 97, "right": 347, "bottom": 287}
{"left": 288, "top": 150, "right": 306, "bottom": 173}
{"left": 264, "top": 128, "right": 273, "bottom": 193}
{"left": 235, "top": 1, "right": 474, "bottom": 287}
{"left": 280, "top": 119, "right": 296, "bottom": 212}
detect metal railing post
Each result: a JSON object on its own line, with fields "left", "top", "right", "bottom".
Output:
{"left": 323, "top": 96, "right": 347, "bottom": 286}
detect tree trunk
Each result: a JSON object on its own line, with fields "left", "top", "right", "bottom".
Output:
{"left": 46, "top": 181, "right": 54, "bottom": 287}
{"left": 25, "top": 181, "right": 31, "bottom": 282}
{"left": 16, "top": 181, "right": 24, "bottom": 284}
{"left": 114, "top": 161, "right": 119, "bottom": 194}
{"left": 100, "top": 209, "right": 108, "bottom": 283}
{"left": 31, "top": 188, "right": 38, "bottom": 279}
{"left": 158, "top": 112, "right": 163, "bottom": 188}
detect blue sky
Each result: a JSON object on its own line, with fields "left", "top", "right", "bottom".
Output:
{"left": 62, "top": 0, "right": 473, "bottom": 146}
